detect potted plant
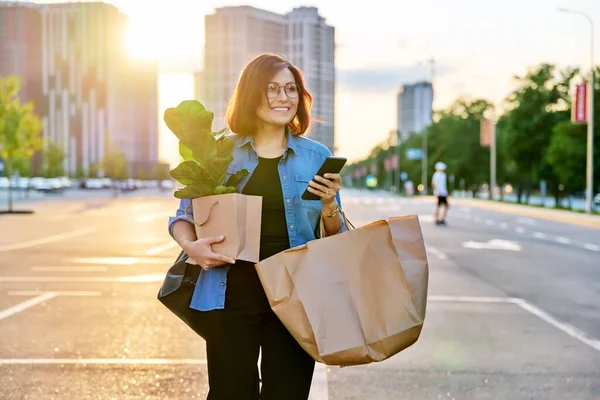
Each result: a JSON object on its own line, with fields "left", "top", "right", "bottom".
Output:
{"left": 164, "top": 100, "right": 262, "bottom": 262}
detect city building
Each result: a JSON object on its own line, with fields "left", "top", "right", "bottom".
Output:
{"left": 202, "top": 6, "right": 336, "bottom": 153}
{"left": 0, "top": 2, "right": 159, "bottom": 178}
{"left": 286, "top": 7, "right": 335, "bottom": 153}
{"left": 203, "top": 6, "right": 286, "bottom": 128}
{"left": 396, "top": 81, "right": 433, "bottom": 143}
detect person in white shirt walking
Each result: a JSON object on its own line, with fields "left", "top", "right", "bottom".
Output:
{"left": 431, "top": 162, "right": 449, "bottom": 225}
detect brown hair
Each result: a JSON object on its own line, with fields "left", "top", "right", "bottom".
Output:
{"left": 225, "top": 53, "right": 313, "bottom": 136}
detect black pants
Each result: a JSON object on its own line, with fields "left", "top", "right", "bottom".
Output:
{"left": 197, "top": 262, "right": 315, "bottom": 400}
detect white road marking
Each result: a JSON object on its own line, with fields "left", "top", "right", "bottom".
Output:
{"left": 583, "top": 243, "right": 600, "bottom": 252}
{"left": 429, "top": 296, "right": 600, "bottom": 353}
{"left": 0, "top": 228, "right": 95, "bottom": 253}
{"left": 0, "top": 274, "right": 164, "bottom": 283}
{"left": 427, "top": 246, "right": 448, "bottom": 260}
{"left": 512, "top": 298, "right": 600, "bottom": 353}
{"left": 70, "top": 257, "right": 173, "bottom": 265}
{"left": 517, "top": 217, "right": 537, "bottom": 226}
{"left": 32, "top": 266, "right": 108, "bottom": 272}
{"left": 533, "top": 232, "right": 546, "bottom": 239}
{"left": 499, "top": 222, "right": 509, "bottom": 229}
{"left": 8, "top": 291, "right": 102, "bottom": 296}
{"left": 429, "top": 295, "right": 514, "bottom": 303}
{"left": 515, "top": 227, "right": 526, "bottom": 234}
{"left": 309, "top": 363, "right": 330, "bottom": 400}
{"left": 144, "top": 241, "right": 178, "bottom": 256}
{"left": 135, "top": 212, "right": 172, "bottom": 223}
{"left": 555, "top": 237, "right": 571, "bottom": 245}
{"left": 418, "top": 215, "right": 435, "bottom": 222}
{"left": 485, "top": 219, "right": 495, "bottom": 226}
{"left": 0, "top": 292, "right": 57, "bottom": 320}
{"left": 70, "top": 257, "right": 138, "bottom": 265}
{"left": 0, "top": 358, "right": 208, "bottom": 365}
{"left": 462, "top": 239, "right": 522, "bottom": 251}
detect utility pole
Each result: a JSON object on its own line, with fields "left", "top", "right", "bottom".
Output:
{"left": 422, "top": 58, "right": 434, "bottom": 195}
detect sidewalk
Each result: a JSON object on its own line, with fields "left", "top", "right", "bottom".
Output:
{"left": 449, "top": 197, "right": 600, "bottom": 230}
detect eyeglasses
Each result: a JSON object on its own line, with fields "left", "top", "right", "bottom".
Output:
{"left": 266, "top": 83, "right": 299, "bottom": 99}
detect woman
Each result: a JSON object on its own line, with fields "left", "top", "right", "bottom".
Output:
{"left": 168, "top": 53, "right": 346, "bottom": 400}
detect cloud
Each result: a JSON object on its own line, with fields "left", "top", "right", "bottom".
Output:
{"left": 337, "top": 64, "right": 452, "bottom": 93}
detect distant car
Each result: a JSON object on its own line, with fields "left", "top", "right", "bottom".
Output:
{"left": 594, "top": 193, "right": 600, "bottom": 207}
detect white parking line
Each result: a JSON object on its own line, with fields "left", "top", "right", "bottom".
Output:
{"left": 0, "top": 358, "right": 208, "bottom": 365}
{"left": 0, "top": 292, "right": 57, "bottom": 320}
{"left": 144, "top": 241, "right": 178, "bottom": 256}
{"left": 427, "top": 246, "right": 448, "bottom": 260}
{"left": 515, "top": 227, "right": 526, "bottom": 234}
{"left": 429, "top": 295, "right": 600, "bottom": 353}
{"left": 512, "top": 299, "right": 600, "bottom": 353}
{"left": 0, "top": 274, "right": 164, "bottom": 283}
{"left": 135, "top": 212, "right": 172, "bottom": 223}
{"left": 31, "top": 266, "right": 108, "bottom": 272}
{"left": 533, "top": 232, "right": 546, "bottom": 239}
{"left": 8, "top": 291, "right": 102, "bottom": 296}
{"left": 0, "top": 228, "right": 96, "bottom": 252}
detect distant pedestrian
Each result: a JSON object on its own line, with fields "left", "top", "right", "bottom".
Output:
{"left": 432, "top": 162, "right": 448, "bottom": 225}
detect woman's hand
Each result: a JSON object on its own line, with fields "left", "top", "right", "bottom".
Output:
{"left": 181, "top": 236, "right": 236, "bottom": 270}
{"left": 307, "top": 173, "right": 341, "bottom": 207}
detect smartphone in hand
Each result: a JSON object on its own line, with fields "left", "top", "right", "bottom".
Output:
{"left": 302, "top": 156, "right": 347, "bottom": 200}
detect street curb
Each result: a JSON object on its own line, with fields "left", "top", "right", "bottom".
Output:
{"left": 448, "top": 197, "right": 600, "bottom": 230}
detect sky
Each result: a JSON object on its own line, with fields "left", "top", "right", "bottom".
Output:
{"left": 32, "top": 0, "right": 600, "bottom": 165}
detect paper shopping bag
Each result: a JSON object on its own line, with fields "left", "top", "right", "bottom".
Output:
{"left": 255, "top": 215, "right": 429, "bottom": 366}
{"left": 185, "top": 193, "right": 262, "bottom": 263}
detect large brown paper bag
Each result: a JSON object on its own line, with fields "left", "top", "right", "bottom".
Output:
{"left": 255, "top": 215, "right": 429, "bottom": 366}
{"left": 185, "top": 193, "right": 262, "bottom": 263}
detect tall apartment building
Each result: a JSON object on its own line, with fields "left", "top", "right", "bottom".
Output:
{"left": 286, "top": 7, "right": 335, "bottom": 153}
{"left": 0, "top": 3, "right": 42, "bottom": 109}
{"left": 396, "top": 81, "right": 433, "bottom": 143}
{"left": 0, "top": 2, "right": 159, "bottom": 178}
{"left": 203, "top": 6, "right": 286, "bottom": 129}
{"left": 202, "top": 6, "right": 336, "bottom": 153}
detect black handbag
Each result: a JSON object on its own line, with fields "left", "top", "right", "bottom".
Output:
{"left": 157, "top": 250, "right": 207, "bottom": 338}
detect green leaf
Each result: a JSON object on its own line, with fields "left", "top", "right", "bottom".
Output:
{"left": 163, "top": 108, "right": 181, "bottom": 137}
{"left": 179, "top": 142, "right": 194, "bottom": 161}
{"left": 205, "top": 156, "right": 233, "bottom": 185}
{"left": 170, "top": 160, "right": 207, "bottom": 186}
{"left": 190, "top": 131, "right": 218, "bottom": 165}
{"left": 216, "top": 136, "right": 234, "bottom": 158}
{"left": 213, "top": 127, "right": 228, "bottom": 140}
{"left": 213, "top": 185, "right": 238, "bottom": 195}
{"left": 174, "top": 183, "right": 214, "bottom": 199}
{"left": 226, "top": 169, "right": 249, "bottom": 187}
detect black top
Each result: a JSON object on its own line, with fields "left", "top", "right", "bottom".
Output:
{"left": 242, "top": 156, "right": 290, "bottom": 261}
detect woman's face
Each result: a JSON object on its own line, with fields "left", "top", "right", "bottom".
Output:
{"left": 256, "top": 67, "right": 299, "bottom": 129}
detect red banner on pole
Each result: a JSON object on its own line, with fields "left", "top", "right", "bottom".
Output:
{"left": 391, "top": 154, "right": 398, "bottom": 169}
{"left": 572, "top": 83, "right": 588, "bottom": 124}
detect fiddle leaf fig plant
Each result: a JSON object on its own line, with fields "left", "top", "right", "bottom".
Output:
{"left": 164, "top": 100, "right": 248, "bottom": 199}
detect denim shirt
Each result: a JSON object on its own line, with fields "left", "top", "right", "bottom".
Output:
{"left": 167, "top": 131, "right": 347, "bottom": 311}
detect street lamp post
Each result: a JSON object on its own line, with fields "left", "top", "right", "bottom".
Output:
{"left": 558, "top": 7, "right": 595, "bottom": 213}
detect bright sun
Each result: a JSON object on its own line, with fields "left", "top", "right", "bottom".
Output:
{"left": 125, "top": 16, "right": 194, "bottom": 60}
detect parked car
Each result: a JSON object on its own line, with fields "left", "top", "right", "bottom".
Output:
{"left": 594, "top": 193, "right": 600, "bottom": 207}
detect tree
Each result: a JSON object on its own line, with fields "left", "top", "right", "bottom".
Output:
{"left": 102, "top": 143, "right": 129, "bottom": 181}
{"left": 0, "top": 76, "right": 43, "bottom": 213}
{"left": 89, "top": 163, "right": 100, "bottom": 178}
{"left": 43, "top": 141, "right": 66, "bottom": 178}
{"left": 500, "top": 64, "right": 577, "bottom": 203}
{"left": 546, "top": 121, "right": 586, "bottom": 199}
{"left": 152, "top": 163, "right": 171, "bottom": 181}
